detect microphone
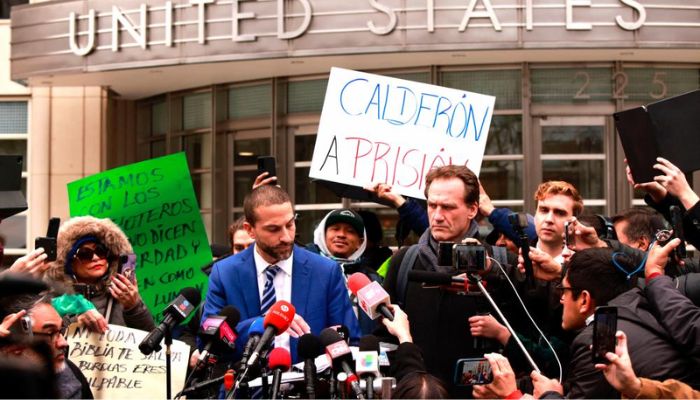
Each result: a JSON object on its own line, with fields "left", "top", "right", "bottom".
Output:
{"left": 298, "top": 333, "right": 322, "bottom": 399}
{"left": 267, "top": 347, "right": 291, "bottom": 400}
{"left": 319, "top": 328, "right": 366, "bottom": 400}
{"left": 240, "top": 317, "right": 264, "bottom": 369}
{"left": 246, "top": 300, "right": 296, "bottom": 368}
{"left": 408, "top": 270, "right": 465, "bottom": 286}
{"left": 0, "top": 274, "right": 48, "bottom": 297}
{"left": 179, "top": 369, "right": 235, "bottom": 396}
{"left": 139, "top": 287, "right": 201, "bottom": 355}
{"left": 196, "top": 306, "right": 240, "bottom": 368}
{"left": 509, "top": 212, "right": 534, "bottom": 284}
{"left": 357, "top": 335, "right": 381, "bottom": 399}
{"left": 347, "top": 273, "right": 394, "bottom": 321}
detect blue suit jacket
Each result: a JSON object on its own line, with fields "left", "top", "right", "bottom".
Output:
{"left": 202, "top": 244, "right": 361, "bottom": 363}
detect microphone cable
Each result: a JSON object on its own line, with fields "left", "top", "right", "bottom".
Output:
{"left": 488, "top": 256, "right": 563, "bottom": 383}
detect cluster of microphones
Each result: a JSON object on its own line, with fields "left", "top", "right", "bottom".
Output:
{"left": 138, "top": 272, "right": 400, "bottom": 399}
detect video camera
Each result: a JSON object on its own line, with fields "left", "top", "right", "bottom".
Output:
{"left": 438, "top": 241, "right": 486, "bottom": 274}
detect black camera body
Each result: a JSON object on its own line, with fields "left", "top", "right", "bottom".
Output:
{"left": 508, "top": 212, "right": 534, "bottom": 283}
{"left": 438, "top": 242, "right": 486, "bottom": 273}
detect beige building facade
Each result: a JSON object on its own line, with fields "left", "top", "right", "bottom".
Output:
{"left": 2, "top": 0, "right": 700, "bottom": 255}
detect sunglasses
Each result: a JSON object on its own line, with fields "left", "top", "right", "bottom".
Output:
{"left": 74, "top": 244, "right": 110, "bottom": 262}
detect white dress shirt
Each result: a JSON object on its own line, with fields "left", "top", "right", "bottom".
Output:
{"left": 253, "top": 244, "right": 294, "bottom": 352}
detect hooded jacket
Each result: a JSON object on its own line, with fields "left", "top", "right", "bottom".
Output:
{"left": 47, "top": 216, "right": 155, "bottom": 331}
{"left": 311, "top": 211, "right": 368, "bottom": 265}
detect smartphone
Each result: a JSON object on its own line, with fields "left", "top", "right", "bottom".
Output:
{"left": 592, "top": 306, "right": 618, "bottom": 364}
{"left": 9, "top": 315, "right": 32, "bottom": 338}
{"left": 34, "top": 237, "right": 57, "bottom": 262}
{"left": 257, "top": 156, "right": 277, "bottom": 182}
{"left": 34, "top": 217, "right": 60, "bottom": 262}
{"left": 454, "top": 358, "right": 493, "bottom": 386}
{"left": 564, "top": 221, "right": 571, "bottom": 248}
{"left": 119, "top": 253, "right": 137, "bottom": 284}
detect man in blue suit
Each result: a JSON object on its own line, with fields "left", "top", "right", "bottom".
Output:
{"left": 202, "top": 184, "right": 360, "bottom": 362}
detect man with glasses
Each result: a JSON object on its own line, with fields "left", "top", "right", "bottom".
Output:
{"left": 202, "top": 185, "right": 360, "bottom": 362}
{"left": 553, "top": 247, "right": 698, "bottom": 399}
{"left": 0, "top": 291, "right": 93, "bottom": 399}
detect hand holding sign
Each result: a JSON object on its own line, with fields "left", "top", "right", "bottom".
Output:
{"left": 364, "top": 182, "right": 406, "bottom": 208}
{"left": 653, "top": 157, "right": 700, "bottom": 210}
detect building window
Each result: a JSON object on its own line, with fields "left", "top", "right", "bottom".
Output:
{"left": 134, "top": 64, "right": 700, "bottom": 246}
{"left": 0, "top": 0, "right": 28, "bottom": 19}
{"left": 440, "top": 68, "right": 524, "bottom": 212}
{"left": 0, "top": 100, "right": 29, "bottom": 263}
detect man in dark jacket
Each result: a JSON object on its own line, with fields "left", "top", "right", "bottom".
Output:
{"left": 382, "top": 165, "right": 518, "bottom": 397}
{"left": 560, "top": 248, "right": 700, "bottom": 398}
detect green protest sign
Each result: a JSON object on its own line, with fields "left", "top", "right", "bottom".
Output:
{"left": 67, "top": 153, "right": 211, "bottom": 321}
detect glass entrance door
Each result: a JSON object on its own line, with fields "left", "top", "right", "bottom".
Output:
{"left": 534, "top": 116, "right": 610, "bottom": 215}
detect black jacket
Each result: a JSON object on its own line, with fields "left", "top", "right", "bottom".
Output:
{"left": 646, "top": 275, "right": 700, "bottom": 359}
{"left": 565, "top": 288, "right": 700, "bottom": 399}
{"left": 389, "top": 342, "right": 428, "bottom": 382}
{"left": 382, "top": 230, "right": 525, "bottom": 397}
{"left": 67, "top": 359, "right": 94, "bottom": 399}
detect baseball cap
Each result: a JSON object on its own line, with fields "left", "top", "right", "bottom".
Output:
{"left": 325, "top": 209, "right": 365, "bottom": 235}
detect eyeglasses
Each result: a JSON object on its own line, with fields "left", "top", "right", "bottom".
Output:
{"left": 74, "top": 244, "right": 110, "bottom": 262}
{"left": 555, "top": 283, "right": 581, "bottom": 295}
{"left": 33, "top": 326, "right": 67, "bottom": 342}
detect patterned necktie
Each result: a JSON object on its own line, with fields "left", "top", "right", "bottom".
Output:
{"left": 260, "top": 265, "right": 281, "bottom": 314}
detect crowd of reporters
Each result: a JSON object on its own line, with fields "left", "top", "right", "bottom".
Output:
{"left": 1, "top": 155, "right": 700, "bottom": 399}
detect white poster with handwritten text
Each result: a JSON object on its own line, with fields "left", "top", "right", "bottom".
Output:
{"left": 66, "top": 324, "right": 190, "bottom": 399}
{"left": 310, "top": 67, "right": 496, "bottom": 199}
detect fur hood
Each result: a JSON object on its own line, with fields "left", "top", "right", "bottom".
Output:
{"left": 47, "top": 216, "right": 132, "bottom": 285}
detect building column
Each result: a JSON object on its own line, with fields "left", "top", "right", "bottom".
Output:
{"left": 29, "top": 86, "right": 109, "bottom": 238}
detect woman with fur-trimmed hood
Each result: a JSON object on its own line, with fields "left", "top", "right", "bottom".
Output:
{"left": 47, "top": 216, "right": 155, "bottom": 332}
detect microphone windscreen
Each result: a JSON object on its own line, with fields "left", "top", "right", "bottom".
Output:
{"left": 268, "top": 347, "right": 292, "bottom": 371}
{"left": 0, "top": 274, "right": 48, "bottom": 298}
{"left": 220, "top": 306, "right": 241, "bottom": 327}
{"left": 335, "top": 325, "right": 350, "bottom": 343}
{"left": 408, "top": 270, "right": 454, "bottom": 285}
{"left": 347, "top": 273, "right": 371, "bottom": 294}
{"left": 224, "top": 370, "right": 235, "bottom": 391}
{"left": 297, "top": 333, "right": 322, "bottom": 360}
{"left": 179, "top": 287, "right": 202, "bottom": 307}
{"left": 319, "top": 327, "right": 344, "bottom": 347}
{"left": 248, "top": 317, "right": 265, "bottom": 336}
{"left": 263, "top": 300, "right": 296, "bottom": 333}
{"left": 358, "top": 335, "right": 380, "bottom": 352}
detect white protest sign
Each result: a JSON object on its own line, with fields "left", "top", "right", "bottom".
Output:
{"left": 310, "top": 67, "right": 496, "bottom": 199}
{"left": 66, "top": 323, "right": 190, "bottom": 399}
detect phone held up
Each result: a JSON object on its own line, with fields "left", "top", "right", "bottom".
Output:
{"left": 119, "top": 253, "right": 137, "bottom": 284}
{"left": 34, "top": 217, "right": 60, "bottom": 262}
{"left": 454, "top": 358, "right": 493, "bottom": 386}
{"left": 8, "top": 315, "right": 33, "bottom": 338}
{"left": 257, "top": 156, "right": 277, "bottom": 184}
{"left": 592, "top": 306, "right": 618, "bottom": 364}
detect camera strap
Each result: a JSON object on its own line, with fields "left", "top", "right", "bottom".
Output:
{"left": 396, "top": 245, "right": 420, "bottom": 307}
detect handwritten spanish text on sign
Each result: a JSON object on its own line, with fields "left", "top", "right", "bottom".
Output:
{"left": 67, "top": 153, "right": 211, "bottom": 321}
{"left": 310, "top": 67, "right": 496, "bottom": 199}
{"left": 66, "top": 324, "right": 190, "bottom": 399}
